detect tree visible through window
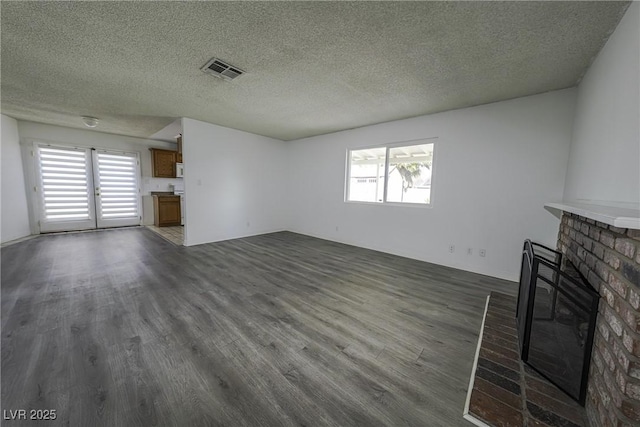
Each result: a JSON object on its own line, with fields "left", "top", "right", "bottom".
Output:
{"left": 346, "top": 141, "right": 434, "bottom": 205}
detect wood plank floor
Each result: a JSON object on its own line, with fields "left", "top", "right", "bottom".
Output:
{"left": 1, "top": 228, "right": 516, "bottom": 426}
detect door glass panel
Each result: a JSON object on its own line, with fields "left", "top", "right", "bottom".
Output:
{"left": 95, "top": 152, "right": 139, "bottom": 220}
{"left": 38, "top": 146, "right": 91, "bottom": 221}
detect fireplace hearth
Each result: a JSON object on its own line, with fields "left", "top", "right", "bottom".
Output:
{"left": 516, "top": 240, "right": 600, "bottom": 404}
{"left": 467, "top": 213, "right": 639, "bottom": 427}
{"left": 465, "top": 292, "right": 588, "bottom": 427}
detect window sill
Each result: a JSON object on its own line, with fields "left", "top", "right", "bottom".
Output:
{"left": 344, "top": 200, "right": 433, "bottom": 209}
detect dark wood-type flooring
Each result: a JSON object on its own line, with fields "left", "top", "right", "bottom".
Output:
{"left": 2, "top": 229, "right": 516, "bottom": 426}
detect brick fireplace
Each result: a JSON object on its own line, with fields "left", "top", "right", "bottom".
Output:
{"left": 557, "top": 212, "right": 640, "bottom": 426}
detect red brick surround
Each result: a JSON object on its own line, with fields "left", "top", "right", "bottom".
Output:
{"left": 557, "top": 213, "right": 640, "bottom": 427}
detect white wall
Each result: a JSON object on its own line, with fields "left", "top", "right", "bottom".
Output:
{"left": 1, "top": 115, "right": 31, "bottom": 243}
{"left": 287, "top": 89, "right": 577, "bottom": 281}
{"left": 149, "top": 118, "right": 182, "bottom": 143}
{"left": 182, "top": 118, "right": 287, "bottom": 246}
{"left": 16, "top": 121, "right": 181, "bottom": 229}
{"left": 563, "top": 2, "right": 640, "bottom": 207}
{"left": 9, "top": 4, "right": 635, "bottom": 280}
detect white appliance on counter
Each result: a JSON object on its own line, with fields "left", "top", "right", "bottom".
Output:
{"left": 175, "top": 163, "right": 184, "bottom": 178}
{"left": 170, "top": 183, "right": 185, "bottom": 225}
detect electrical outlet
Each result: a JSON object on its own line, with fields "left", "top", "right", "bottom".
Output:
{"left": 246, "top": 221, "right": 250, "bottom": 228}
{"left": 467, "top": 248, "right": 473, "bottom": 255}
{"left": 449, "top": 244, "right": 455, "bottom": 253}
{"left": 335, "top": 226, "right": 339, "bottom": 232}
{"left": 479, "top": 249, "right": 486, "bottom": 257}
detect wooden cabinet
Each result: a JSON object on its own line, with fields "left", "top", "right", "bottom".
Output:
{"left": 150, "top": 148, "right": 177, "bottom": 178}
{"left": 153, "top": 195, "right": 181, "bottom": 226}
{"left": 176, "top": 136, "right": 183, "bottom": 163}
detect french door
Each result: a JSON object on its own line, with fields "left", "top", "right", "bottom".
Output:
{"left": 36, "top": 143, "right": 142, "bottom": 233}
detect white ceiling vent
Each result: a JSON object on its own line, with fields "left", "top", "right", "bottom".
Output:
{"left": 201, "top": 58, "right": 244, "bottom": 81}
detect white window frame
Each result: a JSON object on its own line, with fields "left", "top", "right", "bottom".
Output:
{"left": 344, "top": 137, "right": 437, "bottom": 207}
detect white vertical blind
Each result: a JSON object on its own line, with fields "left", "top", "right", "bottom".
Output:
{"left": 95, "top": 152, "right": 139, "bottom": 219}
{"left": 38, "top": 146, "right": 91, "bottom": 220}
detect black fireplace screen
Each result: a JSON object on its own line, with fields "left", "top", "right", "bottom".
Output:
{"left": 516, "top": 240, "right": 600, "bottom": 405}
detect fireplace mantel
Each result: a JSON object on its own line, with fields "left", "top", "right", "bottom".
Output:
{"left": 545, "top": 201, "right": 640, "bottom": 230}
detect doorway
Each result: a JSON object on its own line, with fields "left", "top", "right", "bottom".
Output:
{"left": 35, "top": 143, "right": 142, "bottom": 233}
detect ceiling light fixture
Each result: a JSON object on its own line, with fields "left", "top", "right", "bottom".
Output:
{"left": 82, "top": 116, "right": 99, "bottom": 128}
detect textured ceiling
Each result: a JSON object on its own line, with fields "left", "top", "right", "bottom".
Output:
{"left": 0, "top": 1, "right": 630, "bottom": 141}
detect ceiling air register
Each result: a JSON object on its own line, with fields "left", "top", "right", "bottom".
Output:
{"left": 201, "top": 58, "right": 244, "bottom": 81}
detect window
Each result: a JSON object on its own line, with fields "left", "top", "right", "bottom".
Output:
{"left": 346, "top": 140, "right": 435, "bottom": 205}
{"left": 347, "top": 147, "right": 386, "bottom": 202}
